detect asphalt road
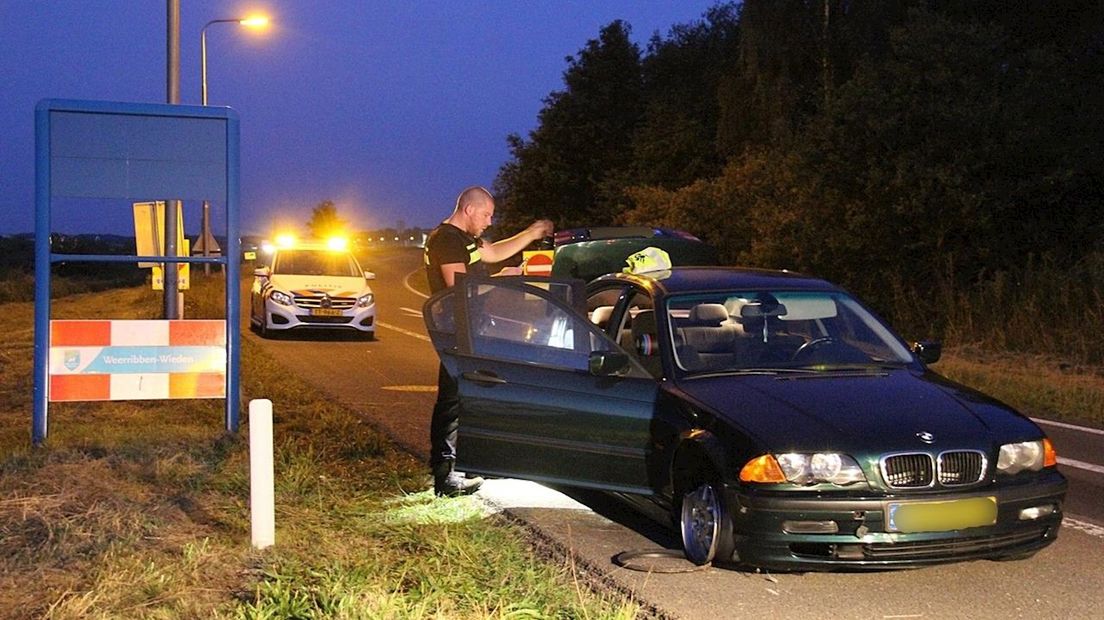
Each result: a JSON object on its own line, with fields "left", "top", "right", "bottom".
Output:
{"left": 251, "top": 247, "right": 1104, "bottom": 619}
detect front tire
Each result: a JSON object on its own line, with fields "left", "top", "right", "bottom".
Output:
{"left": 255, "top": 306, "right": 270, "bottom": 338}
{"left": 680, "top": 479, "right": 736, "bottom": 566}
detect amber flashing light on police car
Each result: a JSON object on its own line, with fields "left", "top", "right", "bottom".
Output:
{"left": 326, "top": 236, "right": 349, "bottom": 251}
{"left": 274, "top": 233, "right": 296, "bottom": 248}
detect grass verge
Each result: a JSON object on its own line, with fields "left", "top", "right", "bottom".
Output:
{"left": 0, "top": 276, "right": 639, "bottom": 619}
{"left": 939, "top": 346, "right": 1104, "bottom": 428}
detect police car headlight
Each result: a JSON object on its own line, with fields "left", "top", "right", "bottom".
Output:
{"left": 270, "top": 290, "right": 293, "bottom": 306}
{"left": 357, "top": 293, "right": 374, "bottom": 308}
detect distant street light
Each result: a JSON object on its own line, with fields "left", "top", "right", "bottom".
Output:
{"left": 199, "top": 15, "right": 270, "bottom": 274}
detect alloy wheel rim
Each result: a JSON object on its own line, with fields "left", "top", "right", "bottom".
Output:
{"left": 681, "top": 483, "right": 719, "bottom": 564}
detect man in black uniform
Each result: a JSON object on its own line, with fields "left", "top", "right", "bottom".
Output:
{"left": 424, "top": 186, "right": 553, "bottom": 496}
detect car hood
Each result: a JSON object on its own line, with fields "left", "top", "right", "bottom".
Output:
{"left": 675, "top": 369, "right": 1042, "bottom": 453}
{"left": 269, "top": 274, "right": 370, "bottom": 296}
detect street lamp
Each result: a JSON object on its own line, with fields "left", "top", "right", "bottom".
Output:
{"left": 201, "top": 15, "right": 269, "bottom": 105}
{"left": 199, "top": 15, "right": 270, "bottom": 273}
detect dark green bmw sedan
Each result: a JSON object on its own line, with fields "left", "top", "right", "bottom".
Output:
{"left": 423, "top": 265, "right": 1067, "bottom": 570}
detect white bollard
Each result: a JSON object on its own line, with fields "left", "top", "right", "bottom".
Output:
{"left": 249, "top": 399, "right": 275, "bottom": 550}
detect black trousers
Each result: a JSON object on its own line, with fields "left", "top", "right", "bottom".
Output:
{"left": 429, "top": 363, "right": 459, "bottom": 468}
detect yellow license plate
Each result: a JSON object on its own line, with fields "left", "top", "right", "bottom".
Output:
{"left": 887, "top": 496, "right": 997, "bottom": 533}
{"left": 310, "top": 308, "right": 343, "bottom": 317}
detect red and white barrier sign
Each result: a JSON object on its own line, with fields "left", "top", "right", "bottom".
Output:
{"left": 522, "top": 250, "right": 555, "bottom": 277}
{"left": 49, "top": 320, "right": 226, "bottom": 402}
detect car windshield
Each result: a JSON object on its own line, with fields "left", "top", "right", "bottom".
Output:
{"left": 273, "top": 250, "right": 361, "bottom": 277}
{"left": 665, "top": 291, "right": 914, "bottom": 375}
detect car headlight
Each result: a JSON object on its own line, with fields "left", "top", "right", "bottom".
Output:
{"left": 270, "top": 290, "right": 293, "bottom": 306}
{"left": 997, "top": 439, "right": 1056, "bottom": 474}
{"left": 741, "top": 452, "right": 866, "bottom": 486}
{"left": 356, "top": 293, "right": 374, "bottom": 308}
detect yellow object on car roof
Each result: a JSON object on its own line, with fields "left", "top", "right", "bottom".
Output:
{"left": 624, "top": 247, "right": 673, "bottom": 274}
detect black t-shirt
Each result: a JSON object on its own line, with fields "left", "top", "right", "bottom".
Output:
{"left": 424, "top": 222, "right": 485, "bottom": 293}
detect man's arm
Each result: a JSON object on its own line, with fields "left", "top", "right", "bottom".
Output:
{"left": 478, "top": 219, "right": 553, "bottom": 264}
{"left": 439, "top": 262, "right": 467, "bottom": 288}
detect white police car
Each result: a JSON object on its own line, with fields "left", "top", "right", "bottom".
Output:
{"left": 249, "top": 240, "right": 376, "bottom": 338}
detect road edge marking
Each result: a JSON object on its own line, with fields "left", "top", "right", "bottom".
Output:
{"left": 1058, "top": 457, "right": 1104, "bottom": 475}
{"left": 1064, "top": 516, "right": 1104, "bottom": 540}
{"left": 1031, "top": 417, "right": 1104, "bottom": 436}
{"left": 376, "top": 321, "right": 430, "bottom": 342}
{"left": 404, "top": 268, "right": 429, "bottom": 299}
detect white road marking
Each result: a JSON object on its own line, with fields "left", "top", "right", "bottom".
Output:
{"left": 1032, "top": 417, "right": 1104, "bottom": 436}
{"left": 1030, "top": 418, "right": 1104, "bottom": 473}
{"left": 400, "top": 307, "right": 423, "bottom": 317}
{"left": 381, "top": 385, "right": 437, "bottom": 392}
{"left": 1065, "top": 517, "right": 1104, "bottom": 540}
{"left": 376, "top": 321, "right": 430, "bottom": 342}
{"left": 404, "top": 268, "right": 429, "bottom": 299}
{"left": 1058, "top": 457, "right": 1104, "bottom": 475}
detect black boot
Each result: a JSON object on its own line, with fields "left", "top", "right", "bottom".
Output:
{"left": 432, "top": 461, "right": 483, "bottom": 497}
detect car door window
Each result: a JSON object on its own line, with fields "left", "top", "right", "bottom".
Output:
{"left": 466, "top": 282, "right": 607, "bottom": 371}
{"left": 615, "top": 291, "right": 662, "bottom": 377}
{"left": 586, "top": 285, "right": 627, "bottom": 332}
{"left": 425, "top": 290, "right": 457, "bottom": 335}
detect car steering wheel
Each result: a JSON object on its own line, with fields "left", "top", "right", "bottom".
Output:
{"left": 792, "top": 337, "right": 835, "bottom": 362}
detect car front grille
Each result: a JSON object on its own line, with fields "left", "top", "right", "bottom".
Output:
{"left": 299, "top": 316, "right": 354, "bottom": 324}
{"left": 293, "top": 295, "right": 356, "bottom": 309}
{"left": 938, "top": 451, "right": 987, "bottom": 486}
{"left": 882, "top": 453, "right": 934, "bottom": 488}
{"left": 881, "top": 451, "right": 987, "bottom": 489}
{"left": 861, "top": 527, "right": 1050, "bottom": 560}
{"left": 788, "top": 526, "right": 1053, "bottom": 562}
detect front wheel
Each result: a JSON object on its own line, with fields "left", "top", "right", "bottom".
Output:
{"left": 680, "top": 480, "right": 736, "bottom": 565}
{"left": 253, "top": 304, "right": 270, "bottom": 338}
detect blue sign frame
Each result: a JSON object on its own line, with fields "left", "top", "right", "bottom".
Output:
{"left": 32, "top": 99, "right": 241, "bottom": 445}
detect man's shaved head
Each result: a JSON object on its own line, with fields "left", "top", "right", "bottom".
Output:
{"left": 455, "top": 186, "right": 494, "bottom": 212}
{"left": 448, "top": 186, "right": 496, "bottom": 236}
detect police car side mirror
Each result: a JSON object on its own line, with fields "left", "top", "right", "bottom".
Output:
{"left": 253, "top": 267, "right": 271, "bottom": 278}
{"left": 589, "top": 350, "right": 630, "bottom": 377}
{"left": 363, "top": 271, "right": 376, "bottom": 280}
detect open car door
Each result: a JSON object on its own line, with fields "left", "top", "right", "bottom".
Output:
{"left": 423, "top": 276, "right": 659, "bottom": 494}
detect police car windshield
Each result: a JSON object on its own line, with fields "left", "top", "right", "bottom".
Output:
{"left": 273, "top": 249, "right": 360, "bottom": 277}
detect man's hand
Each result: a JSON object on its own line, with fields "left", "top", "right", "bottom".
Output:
{"left": 492, "top": 266, "right": 523, "bottom": 277}
{"left": 481, "top": 219, "right": 555, "bottom": 264}
{"left": 526, "top": 219, "right": 554, "bottom": 241}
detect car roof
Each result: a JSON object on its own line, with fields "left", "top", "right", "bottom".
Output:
{"left": 590, "top": 266, "right": 843, "bottom": 297}
{"left": 551, "top": 230, "right": 720, "bottom": 282}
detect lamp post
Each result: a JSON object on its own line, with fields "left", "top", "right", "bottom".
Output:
{"left": 200, "top": 15, "right": 269, "bottom": 274}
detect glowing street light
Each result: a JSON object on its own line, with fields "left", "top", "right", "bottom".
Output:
{"left": 199, "top": 14, "right": 271, "bottom": 274}
{"left": 201, "top": 15, "right": 270, "bottom": 106}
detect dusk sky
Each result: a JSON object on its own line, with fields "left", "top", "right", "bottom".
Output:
{"left": 1, "top": 1, "right": 722, "bottom": 238}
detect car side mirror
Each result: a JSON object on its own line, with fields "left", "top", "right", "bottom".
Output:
{"left": 363, "top": 271, "right": 376, "bottom": 280}
{"left": 589, "top": 350, "right": 630, "bottom": 377}
{"left": 253, "top": 267, "right": 271, "bottom": 278}
{"left": 911, "top": 340, "right": 942, "bottom": 364}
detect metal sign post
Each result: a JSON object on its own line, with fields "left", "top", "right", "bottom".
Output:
{"left": 32, "top": 99, "right": 240, "bottom": 445}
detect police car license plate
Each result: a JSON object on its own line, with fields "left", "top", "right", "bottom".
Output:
{"left": 311, "top": 308, "right": 343, "bottom": 317}
{"left": 886, "top": 496, "right": 997, "bottom": 533}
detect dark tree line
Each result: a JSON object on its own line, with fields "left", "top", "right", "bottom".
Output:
{"left": 493, "top": 0, "right": 1104, "bottom": 322}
